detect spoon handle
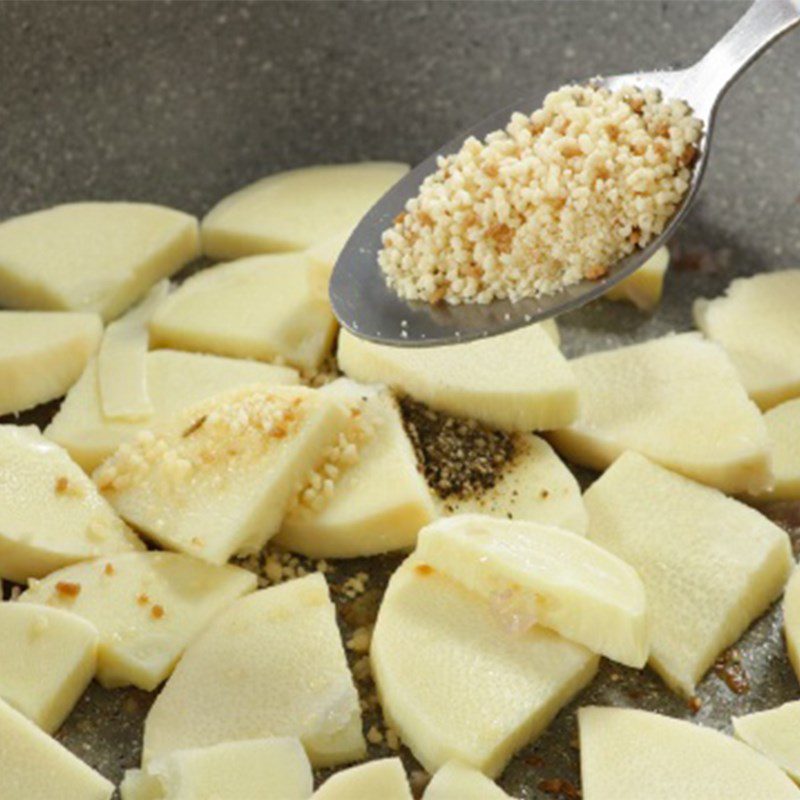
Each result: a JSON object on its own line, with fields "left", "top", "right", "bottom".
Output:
{"left": 681, "top": 0, "right": 800, "bottom": 115}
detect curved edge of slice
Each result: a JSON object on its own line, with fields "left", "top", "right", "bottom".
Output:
{"left": 311, "top": 758, "right": 412, "bottom": 800}
{"left": 422, "top": 761, "right": 514, "bottom": 800}
{"left": 579, "top": 706, "right": 800, "bottom": 800}
{"left": 415, "top": 515, "right": 648, "bottom": 667}
{"left": 201, "top": 162, "right": 410, "bottom": 259}
{"left": 141, "top": 573, "right": 366, "bottom": 769}
{"left": 122, "top": 737, "right": 313, "bottom": 800}
{"left": 437, "top": 434, "right": 587, "bottom": 535}
{"left": 371, "top": 555, "right": 599, "bottom": 778}
{"left": 733, "top": 700, "right": 800, "bottom": 785}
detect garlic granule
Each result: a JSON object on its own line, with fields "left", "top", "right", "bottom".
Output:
{"left": 379, "top": 84, "right": 702, "bottom": 305}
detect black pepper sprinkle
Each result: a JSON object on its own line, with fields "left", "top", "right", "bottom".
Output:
{"left": 398, "top": 396, "right": 518, "bottom": 500}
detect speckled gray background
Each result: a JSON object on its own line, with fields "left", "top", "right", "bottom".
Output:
{"left": 1, "top": 1, "right": 799, "bottom": 798}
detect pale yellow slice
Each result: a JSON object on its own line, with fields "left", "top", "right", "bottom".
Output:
{"left": 21, "top": 552, "right": 255, "bottom": 691}
{"left": 0, "top": 603, "right": 97, "bottom": 733}
{"left": 0, "top": 202, "right": 199, "bottom": 321}
{"left": 694, "top": 270, "right": 800, "bottom": 410}
{"left": 94, "top": 386, "right": 352, "bottom": 564}
{"left": 98, "top": 280, "right": 169, "bottom": 421}
{"left": 604, "top": 246, "right": 669, "bottom": 311}
{"left": 579, "top": 706, "right": 800, "bottom": 800}
{"left": 275, "top": 380, "right": 436, "bottom": 558}
{"left": 549, "top": 333, "right": 772, "bottom": 494}
{"left": 120, "top": 738, "right": 313, "bottom": 800}
{"left": 752, "top": 398, "right": 800, "bottom": 502}
{"left": 150, "top": 253, "right": 337, "bottom": 371}
{"left": 312, "top": 758, "right": 412, "bottom": 800}
{"left": 786, "top": 567, "right": 800, "bottom": 683}
{"left": 0, "top": 698, "right": 113, "bottom": 800}
{"left": 46, "top": 350, "right": 299, "bottom": 472}
{"left": 201, "top": 162, "right": 409, "bottom": 259}
{"left": 371, "top": 556, "right": 599, "bottom": 778}
{"left": 423, "top": 761, "right": 514, "bottom": 800}
{"left": 143, "top": 574, "right": 365, "bottom": 768}
{"left": 0, "top": 311, "right": 102, "bottom": 416}
{"left": 584, "top": 451, "right": 792, "bottom": 696}
{"left": 439, "top": 434, "right": 587, "bottom": 534}
{"left": 415, "top": 515, "right": 648, "bottom": 667}
{"left": 734, "top": 701, "right": 800, "bottom": 784}
{"left": 305, "top": 228, "right": 351, "bottom": 285}
{"left": 338, "top": 325, "right": 577, "bottom": 431}
{"left": 0, "top": 425, "right": 141, "bottom": 584}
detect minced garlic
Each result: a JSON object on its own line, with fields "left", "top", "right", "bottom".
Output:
{"left": 379, "top": 83, "right": 702, "bottom": 305}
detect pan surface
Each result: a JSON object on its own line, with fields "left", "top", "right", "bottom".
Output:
{"left": 1, "top": 2, "right": 799, "bottom": 797}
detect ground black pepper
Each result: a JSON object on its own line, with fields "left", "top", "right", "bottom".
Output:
{"left": 398, "top": 396, "right": 517, "bottom": 500}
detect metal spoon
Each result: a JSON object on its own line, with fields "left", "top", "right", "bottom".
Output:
{"left": 330, "top": 0, "right": 799, "bottom": 347}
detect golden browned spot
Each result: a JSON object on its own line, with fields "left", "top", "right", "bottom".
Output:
{"left": 181, "top": 415, "right": 207, "bottom": 438}
{"left": 680, "top": 143, "right": 698, "bottom": 168}
{"left": 429, "top": 285, "right": 448, "bottom": 305}
{"left": 414, "top": 563, "right": 435, "bottom": 577}
{"left": 585, "top": 264, "right": 609, "bottom": 281}
{"left": 487, "top": 223, "right": 514, "bottom": 254}
{"left": 151, "top": 604, "right": 165, "bottom": 620}
{"left": 104, "top": 563, "right": 115, "bottom": 576}
{"left": 418, "top": 211, "right": 434, "bottom": 227}
{"left": 394, "top": 211, "right": 407, "bottom": 226}
{"left": 54, "top": 476, "right": 70, "bottom": 495}
{"left": 137, "top": 593, "right": 150, "bottom": 606}
{"left": 687, "top": 696, "right": 702, "bottom": 714}
{"left": 55, "top": 581, "right": 81, "bottom": 599}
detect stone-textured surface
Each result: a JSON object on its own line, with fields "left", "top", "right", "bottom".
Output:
{"left": 1, "top": 1, "right": 799, "bottom": 798}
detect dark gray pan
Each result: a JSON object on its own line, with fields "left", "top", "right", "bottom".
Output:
{"left": 0, "top": 2, "right": 798, "bottom": 796}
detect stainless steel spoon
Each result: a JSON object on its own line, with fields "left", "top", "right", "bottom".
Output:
{"left": 330, "top": 0, "right": 799, "bottom": 347}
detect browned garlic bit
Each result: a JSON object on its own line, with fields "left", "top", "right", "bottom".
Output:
{"left": 380, "top": 84, "right": 702, "bottom": 304}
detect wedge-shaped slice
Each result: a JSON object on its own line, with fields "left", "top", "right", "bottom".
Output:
{"left": 0, "top": 311, "right": 102, "bottom": 416}
{"left": 579, "top": 706, "right": 800, "bottom": 800}
{"left": 201, "top": 162, "right": 409, "bottom": 259}
{"left": 423, "top": 761, "right": 514, "bottom": 800}
{"left": 604, "top": 246, "right": 669, "bottom": 311}
{"left": 371, "top": 557, "right": 598, "bottom": 778}
{"left": 786, "top": 567, "right": 800, "bottom": 683}
{"left": 416, "top": 515, "right": 648, "bottom": 667}
{"left": 95, "top": 386, "right": 352, "bottom": 564}
{"left": 276, "top": 380, "right": 436, "bottom": 558}
{"left": 46, "top": 350, "right": 299, "bottom": 472}
{"left": 121, "top": 738, "right": 313, "bottom": 800}
{"left": 0, "top": 202, "right": 199, "bottom": 321}
{"left": 0, "top": 425, "right": 141, "bottom": 583}
{"left": 694, "top": 270, "right": 800, "bottom": 410}
{"left": 733, "top": 701, "right": 800, "bottom": 784}
{"left": 21, "top": 552, "right": 255, "bottom": 690}
{"left": 584, "top": 451, "right": 792, "bottom": 696}
{"left": 98, "top": 281, "right": 169, "bottom": 421}
{"left": 752, "top": 399, "right": 800, "bottom": 502}
{"left": 150, "top": 253, "right": 337, "bottom": 371}
{"left": 0, "top": 698, "right": 113, "bottom": 800}
{"left": 312, "top": 758, "right": 412, "bottom": 800}
{"left": 549, "top": 333, "right": 771, "bottom": 494}
{"left": 143, "top": 574, "right": 365, "bottom": 767}
{"left": 0, "top": 603, "right": 97, "bottom": 733}
{"left": 338, "top": 325, "right": 577, "bottom": 431}
{"left": 439, "top": 434, "right": 587, "bottom": 534}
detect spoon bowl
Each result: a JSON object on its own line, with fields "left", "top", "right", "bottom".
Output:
{"left": 329, "top": 0, "right": 799, "bottom": 347}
